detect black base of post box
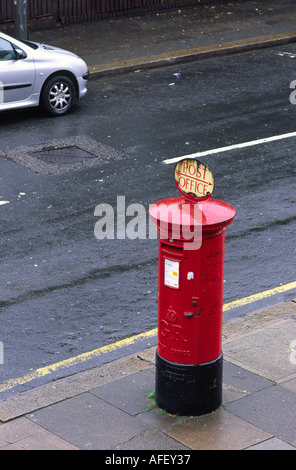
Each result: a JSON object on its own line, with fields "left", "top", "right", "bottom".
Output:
{"left": 155, "top": 352, "right": 223, "bottom": 416}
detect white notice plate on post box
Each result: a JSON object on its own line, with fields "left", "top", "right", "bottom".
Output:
{"left": 164, "top": 259, "right": 179, "bottom": 289}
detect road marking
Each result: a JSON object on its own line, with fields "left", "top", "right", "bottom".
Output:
{"left": 0, "top": 329, "right": 157, "bottom": 393}
{"left": 163, "top": 130, "right": 296, "bottom": 164}
{"left": 0, "top": 281, "right": 295, "bottom": 394}
{"left": 223, "top": 281, "right": 296, "bottom": 311}
{"left": 0, "top": 201, "right": 9, "bottom": 206}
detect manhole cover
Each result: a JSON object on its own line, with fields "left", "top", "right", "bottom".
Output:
{"left": 4, "top": 137, "right": 126, "bottom": 175}
{"left": 33, "top": 146, "right": 97, "bottom": 164}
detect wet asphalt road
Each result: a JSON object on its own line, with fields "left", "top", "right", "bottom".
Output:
{"left": 0, "top": 44, "right": 296, "bottom": 397}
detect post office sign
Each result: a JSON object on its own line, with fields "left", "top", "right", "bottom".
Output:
{"left": 174, "top": 159, "right": 214, "bottom": 199}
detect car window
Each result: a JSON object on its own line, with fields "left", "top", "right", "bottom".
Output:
{"left": 18, "top": 39, "right": 38, "bottom": 50}
{"left": 0, "top": 38, "right": 17, "bottom": 60}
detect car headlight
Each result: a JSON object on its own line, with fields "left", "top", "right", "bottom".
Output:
{"left": 82, "top": 71, "right": 90, "bottom": 80}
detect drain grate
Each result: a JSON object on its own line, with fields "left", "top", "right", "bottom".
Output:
{"left": 33, "top": 146, "right": 97, "bottom": 165}
{"left": 4, "top": 137, "right": 126, "bottom": 175}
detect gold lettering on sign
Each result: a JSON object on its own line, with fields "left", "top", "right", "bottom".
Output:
{"left": 175, "top": 159, "right": 214, "bottom": 198}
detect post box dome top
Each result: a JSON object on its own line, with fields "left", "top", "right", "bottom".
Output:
{"left": 149, "top": 196, "right": 236, "bottom": 232}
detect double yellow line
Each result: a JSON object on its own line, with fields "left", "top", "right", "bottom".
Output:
{"left": 223, "top": 281, "right": 296, "bottom": 311}
{"left": 0, "top": 281, "right": 295, "bottom": 394}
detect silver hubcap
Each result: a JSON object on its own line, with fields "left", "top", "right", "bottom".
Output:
{"left": 49, "top": 82, "right": 71, "bottom": 110}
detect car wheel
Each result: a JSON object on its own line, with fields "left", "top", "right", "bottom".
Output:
{"left": 41, "top": 76, "right": 77, "bottom": 116}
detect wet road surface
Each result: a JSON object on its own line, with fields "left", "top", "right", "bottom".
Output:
{"left": 0, "top": 44, "right": 295, "bottom": 397}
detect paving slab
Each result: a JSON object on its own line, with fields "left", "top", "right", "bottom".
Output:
{"left": 0, "top": 417, "right": 78, "bottom": 450}
{"left": 223, "top": 360, "right": 274, "bottom": 393}
{"left": 28, "top": 392, "right": 148, "bottom": 450}
{"left": 223, "top": 302, "right": 296, "bottom": 382}
{"left": 225, "top": 385, "right": 296, "bottom": 444}
{"left": 90, "top": 368, "right": 155, "bottom": 416}
{"left": 164, "top": 408, "right": 272, "bottom": 450}
{"left": 246, "top": 437, "right": 296, "bottom": 451}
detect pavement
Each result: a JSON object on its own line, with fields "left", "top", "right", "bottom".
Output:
{"left": 1, "top": 301, "right": 296, "bottom": 450}
{"left": 1, "top": 0, "right": 296, "bottom": 451}
{"left": 27, "top": 0, "right": 296, "bottom": 79}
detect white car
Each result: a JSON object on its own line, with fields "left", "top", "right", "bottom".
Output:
{"left": 0, "top": 31, "right": 89, "bottom": 116}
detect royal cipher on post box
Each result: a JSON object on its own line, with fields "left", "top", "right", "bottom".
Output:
{"left": 149, "top": 158, "right": 235, "bottom": 416}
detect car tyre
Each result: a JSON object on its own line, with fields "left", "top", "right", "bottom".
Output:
{"left": 41, "top": 75, "right": 77, "bottom": 116}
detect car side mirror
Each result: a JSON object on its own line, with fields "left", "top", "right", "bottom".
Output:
{"left": 15, "top": 48, "right": 27, "bottom": 60}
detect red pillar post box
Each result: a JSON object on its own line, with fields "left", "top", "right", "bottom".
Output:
{"left": 149, "top": 159, "right": 235, "bottom": 416}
